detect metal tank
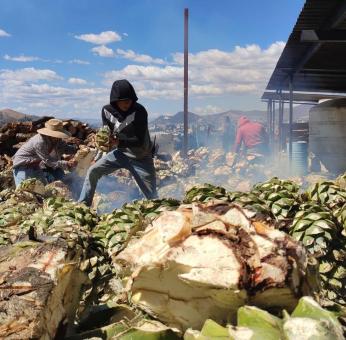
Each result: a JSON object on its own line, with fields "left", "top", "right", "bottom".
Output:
{"left": 309, "top": 98, "right": 346, "bottom": 174}
{"left": 287, "top": 141, "right": 308, "bottom": 176}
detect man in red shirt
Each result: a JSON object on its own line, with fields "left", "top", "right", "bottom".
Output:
{"left": 231, "top": 116, "right": 269, "bottom": 168}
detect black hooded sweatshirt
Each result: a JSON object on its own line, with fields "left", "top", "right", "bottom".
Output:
{"left": 101, "top": 79, "right": 152, "bottom": 159}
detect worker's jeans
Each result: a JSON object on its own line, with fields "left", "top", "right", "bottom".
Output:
{"left": 78, "top": 150, "right": 157, "bottom": 206}
{"left": 13, "top": 166, "right": 64, "bottom": 187}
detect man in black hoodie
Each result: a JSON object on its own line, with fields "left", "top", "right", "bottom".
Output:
{"left": 79, "top": 79, "right": 157, "bottom": 206}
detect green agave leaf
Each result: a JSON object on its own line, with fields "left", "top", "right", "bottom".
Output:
{"left": 304, "top": 226, "right": 325, "bottom": 236}
{"left": 292, "top": 297, "right": 343, "bottom": 333}
{"left": 333, "top": 267, "right": 346, "bottom": 280}
{"left": 313, "top": 220, "right": 335, "bottom": 230}
{"left": 292, "top": 219, "right": 312, "bottom": 232}
{"left": 237, "top": 306, "right": 282, "bottom": 340}
{"left": 319, "top": 261, "right": 334, "bottom": 274}
{"left": 199, "top": 319, "right": 230, "bottom": 338}
{"left": 283, "top": 317, "right": 343, "bottom": 340}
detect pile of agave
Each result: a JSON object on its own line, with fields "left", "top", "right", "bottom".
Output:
{"left": 0, "top": 174, "right": 346, "bottom": 339}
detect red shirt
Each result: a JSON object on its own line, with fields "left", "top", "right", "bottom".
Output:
{"left": 234, "top": 117, "right": 267, "bottom": 153}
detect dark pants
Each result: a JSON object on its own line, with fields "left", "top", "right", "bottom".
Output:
{"left": 78, "top": 150, "right": 157, "bottom": 206}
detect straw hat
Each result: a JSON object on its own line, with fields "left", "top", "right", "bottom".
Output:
{"left": 37, "top": 119, "right": 71, "bottom": 139}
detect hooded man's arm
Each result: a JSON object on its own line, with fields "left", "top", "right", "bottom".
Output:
{"left": 101, "top": 107, "right": 114, "bottom": 132}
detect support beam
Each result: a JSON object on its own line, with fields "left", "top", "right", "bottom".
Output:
{"left": 278, "top": 93, "right": 284, "bottom": 152}
{"left": 183, "top": 8, "right": 189, "bottom": 157}
{"left": 267, "top": 100, "right": 271, "bottom": 142}
{"left": 268, "top": 99, "right": 273, "bottom": 147}
{"left": 289, "top": 76, "right": 294, "bottom": 169}
{"left": 272, "top": 100, "right": 276, "bottom": 146}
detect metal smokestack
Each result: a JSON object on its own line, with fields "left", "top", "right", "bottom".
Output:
{"left": 183, "top": 8, "right": 189, "bottom": 157}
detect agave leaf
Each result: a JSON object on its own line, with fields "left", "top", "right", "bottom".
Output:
{"left": 313, "top": 220, "right": 335, "bottom": 230}
{"left": 291, "top": 296, "right": 343, "bottom": 338}
{"left": 237, "top": 306, "right": 282, "bottom": 340}
{"left": 319, "top": 261, "right": 334, "bottom": 274}
{"left": 292, "top": 219, "right": 311, "bottom": 232}
{"left": 333, "top": 267, "right": 346, "bottom": 280}
{"left": 305, "top": 226, "right": 325, "bottom": 236}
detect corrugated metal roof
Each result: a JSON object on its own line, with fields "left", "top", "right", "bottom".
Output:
{"left": 264, "top": 0, "right": 346, "bottom": 93}
{"left": 261, "top": 90, "right": 346, "bottom": 103}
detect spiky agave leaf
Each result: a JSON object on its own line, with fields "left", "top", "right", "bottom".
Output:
{"left": 332, "top": 202, "right": 346, "bottom": 237}
{"left": 17, "top": 178, "right": 46, "bottom": 195}
{"left": 0, "top": 188, "right": 42, "bottom": 245}
{"left": 93, "top": 203, "right": 145, "bottom": 257}
{"left": 228, "top": 191, "right": 272, "bottom": 218}
{"left": 290, "top": 203, "right": 346, "bottom": 306}
{"left": 289, "top": 203, "right": 339, "bottom": 257}
{"left": 253, "top": 177, "right": 300, "bottom": 194}
{"left": 183, "top": 183, "right": 228, "bottom": 203}
{"left": 252, "top": 177, "right": 300, "bottom": 222}
{"left": 335, "top": 172, "right": 346, "bottom": 190}
{"left": 185, "top": 297, "right": 344, "bottom": 340}
{"left": 307, "top": 181, "right": 346, "bottom": 209}
{"left": 128, "top": 198, "right": 180, "bottom": 220}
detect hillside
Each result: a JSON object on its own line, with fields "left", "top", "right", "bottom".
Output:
{"left": 151, "top": 104, "right": 312, "bottom": 127}
{"left": 0, "top": 109, "right": 38, "bottom": 124}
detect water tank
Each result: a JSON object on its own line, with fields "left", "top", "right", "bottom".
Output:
{"left": 287, "top": 141, "right": 308, "bottom": 176}
{"left": 309, "top": 98, "right": 346, "bottom": 174}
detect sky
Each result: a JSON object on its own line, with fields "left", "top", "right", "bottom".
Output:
{"left": 0, "top": 0, "right": 305, "bottom": 120}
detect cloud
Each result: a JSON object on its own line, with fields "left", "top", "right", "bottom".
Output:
{"left": 115, "top": 49, "right": 166, "bottom": 64}
{"left": 69, "top": 59, "right": 90, "bottom": 65}
{"left": 0, "top": 42, "right": 284, "bottom": 118}
{"left": 75, "top": 31, "right": 121, "bottom": 45}
{"left": 103, "top": 42, "right": 284, "bottom": 100}
{"left": 91, "top": 46, "right": 166, "bottom": 65}
{"left": 104, "top": 65, "right": 182, "bottom": 83}
{"left": 0, "top": 67, "right": 108, "bottom": 118}
{"left": 4, "top": 55, "right": 65, "bottom": 64}
{"left": 0, "top": 29, "right": 10, "bottom": 37}
{"left": 92, "top": 45, "right": 115, "bottom": 57}
{"left": 0, "top": 78, "right": 107, "bottom": 118}
{"left": 123, "top": 33, "right": 128, "bottom": 37}
{"left": 193, "top": 105, "right": 225, "bottom": 114}
{"left": 0, "top": 67, "right": 62, "bottom": 82}
{"left": 68, "top": 77, "right": 87, "bottom": 85}
{"left": 4, "top": 54, "right": 41, "bottom": 62}
{"left": 171, "top": 42, "right": 285, "bottom": 70}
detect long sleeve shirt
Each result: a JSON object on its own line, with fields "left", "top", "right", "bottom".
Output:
{"left": 234, "top": 121, "right": 268, "bottom": 154}
{"left": 12, "top": 134, "right": 76, "bottom": 169}
{"left": 101, "top": 103, "right": 152, "bottom": 159}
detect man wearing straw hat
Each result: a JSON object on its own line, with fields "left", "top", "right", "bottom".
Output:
{"left": 12, "top": 118, "right": 77, "bottom": 187}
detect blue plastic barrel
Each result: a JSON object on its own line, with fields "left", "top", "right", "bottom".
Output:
{"left": 287, "top": 141, "right": 308, "bottom": 176}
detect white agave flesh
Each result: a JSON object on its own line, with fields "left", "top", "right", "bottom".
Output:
{"left": 115, "top": 203, "right": 315, "bottom": 331}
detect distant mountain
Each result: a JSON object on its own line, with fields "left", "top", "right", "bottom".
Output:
{"left": 0, "top": 109, "right": 39, "bottom": 124}
{"left": 151, "top": 105, "right": 312, "bottom": 128}
{"left": 152, "top": 111, "right": 200, "bottom": 126}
